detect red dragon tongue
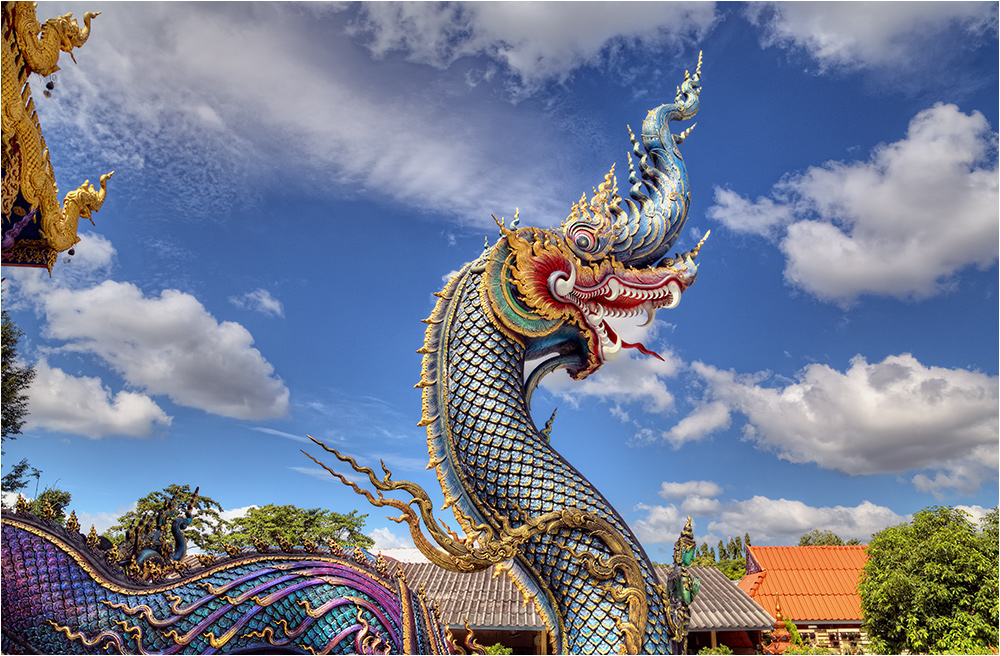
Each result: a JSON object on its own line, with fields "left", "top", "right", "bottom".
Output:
{"left": 603, "top": 321, "right": 665, "bottom": 361}
{"left": 621, "top": 341, "right": 664, "bottom": 361}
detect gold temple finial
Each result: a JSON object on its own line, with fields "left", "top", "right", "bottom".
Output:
{"left": 2, "top": 4, "right": 112, "bottom": 272}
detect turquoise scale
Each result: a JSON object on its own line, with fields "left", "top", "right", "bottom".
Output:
{"left": 441, "top": 268, "right": 673, "bottom": 654}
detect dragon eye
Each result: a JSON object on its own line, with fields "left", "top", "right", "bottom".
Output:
{"left": 573, "top": 231, "right": 596, "bottom": 252}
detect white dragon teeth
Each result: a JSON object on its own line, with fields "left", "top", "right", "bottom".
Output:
{"left": 605, "top": 278, "right": 622, "bottom": 301}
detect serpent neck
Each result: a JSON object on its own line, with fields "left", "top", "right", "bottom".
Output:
{"left": 427, "top": 263, "right": 674, "bottom": 654}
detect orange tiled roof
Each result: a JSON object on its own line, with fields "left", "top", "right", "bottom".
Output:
{"left": 738, "top": 546, "right": 867, "bottom": 623}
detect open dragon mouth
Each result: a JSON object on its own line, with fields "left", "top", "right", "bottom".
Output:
{"left": 549, "top": 259, "right": 695, "bottom": 363}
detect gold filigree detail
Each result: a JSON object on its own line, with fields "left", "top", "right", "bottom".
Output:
{"left": 2, "top": 3, "right": 112, "bottom": 271}
{"left": 222, "top": 542, "right": 243, "bottom": 559}
{"left": 65, "top": 510, "right": 80, "bottom": 533}
{"left": 305, "top": 436, "right": 651, "bottom": 654}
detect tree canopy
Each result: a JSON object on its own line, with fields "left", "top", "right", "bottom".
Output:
{"left": 798, "top": 529, "right": 862, "bottom": 546}
{"left": 2, "top": 310, "right": 36, "bottom": 443}
{"left": 103, "top": 484, "right": 226, "bottom": 553}
{"left": 1, "top": 457, "right": 41, "bottom": 501}
{"left": 858, "top": 506, "right": 999, "bottom": 655}
{"left": 203, "top": 503, "right": 374, "bottom": 552}
{"left": 103, "top": 485, "right": 376, "bottom": 555}
{"left": 690, "top": 535, "right": 746, "bottom": 580}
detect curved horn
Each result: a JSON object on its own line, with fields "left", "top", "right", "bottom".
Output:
{"left": 608, "top": 52, "right": 702, "bottom": 267}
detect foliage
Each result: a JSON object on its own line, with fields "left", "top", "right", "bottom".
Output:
{"left": 203, "top": 504, "right": 374, "bottom": 552}
{"left": 484, "top": 643, "right": 514, "bottom": 655}
{"left": 691, "top": 535, "right": 747, "bottom": 580}
{"left": 2, "top": 310, "right": 36, "bottom": 442}
{"left": 697, "top": 645, "right": 733, "bottom": 654}
{"left": 783, "top": 645, "right": 832, "bottom": 655}
{"left": 30, "top": 486, "right": 72, "bottom": 525}
{"left": 787, "top": 618, "right": 804, "bottom": 646}
{"left": 1, "top": 457, "right": 41, "bottom": 501}
{"left": 798, "top": 529, "right": 845, "bottom": 546}
{"left": 858, "top": 505, "right": 999, "bottom": 655}
{"left": 104, "top": 484, "right": 226, "bottom": 553}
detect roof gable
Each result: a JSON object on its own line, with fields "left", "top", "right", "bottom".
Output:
{"left": 740, "top": 546, "right": 868, "bottom": 623}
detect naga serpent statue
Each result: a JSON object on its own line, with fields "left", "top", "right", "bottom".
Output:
{"left": 1, "top": 56, "right": 705, "bottom": 655}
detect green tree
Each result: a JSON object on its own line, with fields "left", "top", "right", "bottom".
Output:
{"left": 2, "top": 310, "right": 36, "bottom": 443}
{"left": 798, "top": 529, "right": 844, "bottom": 546}
{"left": 204, "top": 504, "right": 374, "bottom": 552}
{"left": 692, "top": 537, "right": 746, "bottom": 580}
{"left": 858, "top": 506, "right": 999, "bottom": 655}
{"left": 30, "top": 486, "right": 72, "bottom": 525}
{"left": 104, "top": 484, "right": 227, "bottom": 553}
{"left": 1, "top": 457, "right": 41, "bottom": 503}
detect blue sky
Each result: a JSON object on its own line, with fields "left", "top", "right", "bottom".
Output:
{"left": 3, "top": 2, "right": 997, "bottom": 560}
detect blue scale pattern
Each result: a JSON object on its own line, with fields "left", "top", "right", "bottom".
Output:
{"left": 2, "top": 517, "right": 452, "bottom": 654}
{"left": 443, "top": 270, "right": 673, "bottom": 653}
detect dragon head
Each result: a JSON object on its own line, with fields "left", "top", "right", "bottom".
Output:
{"left": 482, "top": 54, "right": 706, "bottom": 382}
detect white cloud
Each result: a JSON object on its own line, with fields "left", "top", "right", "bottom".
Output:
{"left": 26, "top": 359, "right": 171, "bottom": 439}
{"left": 28, "top": 280, "right": 289, "bottom": 420}
{"left": 32, "top": 3, "right": 572, "bottom": 227}
{"left": 219, "top": 505, "right": 257, "bottom": 523}
{"left": 708, "top": 104, "right": 998, "bottom": 304}
{"left": 369, "top": 526, "right": 415, "bottom": 551}
{"left": 707, "top": 497, "right": 910, "bottom": 546}
{"left": 634, "top": 493, "right": 910, "bottom": 547}
{"left": 956, "top": 504, "right": 993, "bottom": 527}
{"left": 746, "top": 2, "right": 997, "bottom": 71}
{"left": 75, "top": 501, "right": 137, "bottom": 535}
{"left": 707, "top": 189, "right": 794, "bottom": 238}
{"left": 250, "top": 427, "right": 311, "bottom": 444}
{"left": 350, "top": 2, "right": 717, "bottom": 94}
{"left": 658, "top": 480, "right": 723, "bottom": 500}
{"left": 229, "top": 289, "right": 284, "bottom": 317}
{"left": 633, "top": 501, "right": 686, "bottom": 548}
{"left": 540, "top": 320, "right": 684, "bottom": 415}
{"left": 679, "top": 353, "right": 998, "bottom": 495}
{"left": 658, "top": 400, "right": 731, "bottom": 448}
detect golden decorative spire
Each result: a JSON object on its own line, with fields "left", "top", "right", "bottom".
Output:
{"left": 2, "top": 2, "right": 112, "bottom": 272}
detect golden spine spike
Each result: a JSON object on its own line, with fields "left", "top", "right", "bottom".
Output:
{"left": 417, "top": 414, "right": 438, "bottom": 427}
{"left": 352, "top": 546, "right": 368, "bottom": 565}
{"left": 39, "top": 501, "right": 56, "bottom": 521}
{"left": 66, "top": 510, "right": 81, "bottom": 533}
{"left": 86, "top": 525, "right": 100, "bottom": 549}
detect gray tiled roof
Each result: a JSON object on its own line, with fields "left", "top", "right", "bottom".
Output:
{"left": 393, "top": 558, "right": 773, "bottom": 633}
{"left": 398, "top": 561, "right": 545, "bottom": 630}
{"left": 656, "top": 566, "right": 775, "bottom": 632}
